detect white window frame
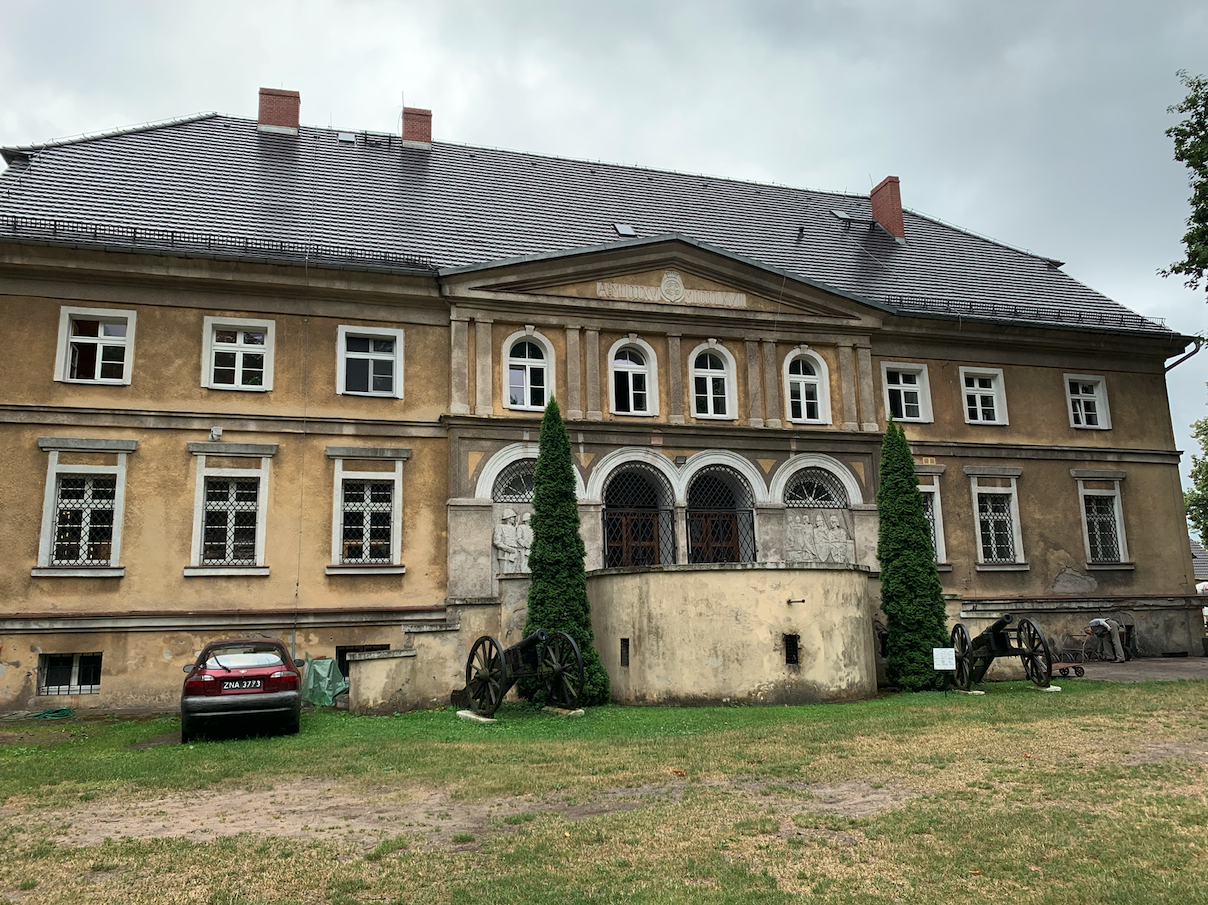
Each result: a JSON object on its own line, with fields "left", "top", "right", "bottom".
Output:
{"left": 202, "top": 316, "right": 276, "bottom": 392}
{"left": 688, "top": 339, "right": 737, "bottom": 421}
{"left": 336, "top": 325, "right": 405, "bottom": 398}
{"left": 37, "top": 652, "right": 103, "bottom": 696}
{"left": 881, "top": 361, "right": 932, "bottom": 423}
{"left": 1072, "top": 469, "right": 1130, "bottom": 568}
{"left": 915, "top": 464, "right": 947, "bottom": 565}
{"left": 502, "top": 327, "right": 555, "bottom": 412}
{"left": 959, "top": 367, "right": 1008, "bottom": 425}
{"left": 54, "top": 306, "right": 137, "bottom": 385}
{"left": 326, "top": 446, "right": 410, "bottom": 575}
{"left": 1064, "top": 374, "right": 1111, "bottom": 430}
{"left": 34, "top": 437, "right": 136, "bottom": 578}
{"left": 965, "top": 466, "right": 1026, "bottom": 569}
{"left": 607, "top": 335, "right": 659, "bottom": 418}
{"left": 185, "top": 442, "right": 277, "bottom": 576}
{"left": 783, "top": 346, "right": 832, "bottom": 425}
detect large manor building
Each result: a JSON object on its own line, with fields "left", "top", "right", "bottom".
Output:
{"left": 0, "top": 89, "right": 1200, "bottom": 712}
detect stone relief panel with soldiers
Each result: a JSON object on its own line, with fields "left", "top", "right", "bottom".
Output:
{"left": 492, "top": 459, "right": 537, "bottom": 577}
{"left": 783, "top": 467, "right": 855, "bottom": 564}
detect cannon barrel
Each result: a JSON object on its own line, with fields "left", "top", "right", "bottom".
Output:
{"left": 987, "top": 614, "right": 1013, "bottom": 634}
{"left": 507, "top": 629, "right": 548, "bottom": 656}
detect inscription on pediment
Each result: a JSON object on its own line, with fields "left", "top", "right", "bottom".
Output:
{"left": 595, "top": 270, "right": 747, "bottom": 308}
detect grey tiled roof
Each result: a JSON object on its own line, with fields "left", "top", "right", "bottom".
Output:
{"left": 1192, "top": 540, "right": 1208, "bottom": 582}
{"left": 0, "top": 114, "right": 1172, "bottom": 335}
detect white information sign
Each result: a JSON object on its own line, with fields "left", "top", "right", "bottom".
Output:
{"left": 933, "top": 647, "right": 957, "bottom": 671}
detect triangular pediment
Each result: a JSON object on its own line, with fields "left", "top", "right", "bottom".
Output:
{"left": 439, "top": 235, "right": 889, "bottom": 327}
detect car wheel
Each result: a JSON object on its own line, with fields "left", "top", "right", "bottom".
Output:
{"left": 284, "top": 714, "right": 301, "bottom": 736}
{"left": 181, "top": 714, "right": 195, "bottom": 744}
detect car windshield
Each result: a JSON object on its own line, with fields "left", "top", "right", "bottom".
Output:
{"left": 203, "top": 647, "right": 285, "bottom": 669}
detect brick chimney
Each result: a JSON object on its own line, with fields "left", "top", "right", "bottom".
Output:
{"left": 870, "top": 176, "right": 906, "bottom": 243}
{"left": 258, "top": 88, "right": 300, "bottom": 135}
{"left": 401, "top": 107, "right": 432, "bottom": 147}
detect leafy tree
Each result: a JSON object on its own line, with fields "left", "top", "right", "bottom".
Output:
{"left": 1162, "top": 70, "right": 1208, "bottom": 296}
{"left": 519, "top": 397, "right": 610, "bottom": 706}
{"left": 876, "top": 420, "right": 948, "bottom": 692}
{"left": 1186, "top": 416, "right": 1208, "bottom": 542}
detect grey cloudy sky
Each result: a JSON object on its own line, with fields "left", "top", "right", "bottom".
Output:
{"left": 2, "top": 0, "right": 1207, "bottom": 485}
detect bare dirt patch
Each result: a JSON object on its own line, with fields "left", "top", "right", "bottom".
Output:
{"left": 19, "top": 777, "right": 917, "bottom": 852}
{"left": 1121, "top": 739, "right": 1208, "bottom": 766}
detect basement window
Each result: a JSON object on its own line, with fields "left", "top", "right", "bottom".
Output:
{"left": 784, "top": 634, "right": 800, "bottom": 666}
{"left": 38, "top": 652, "right": 102, "bottom": 695}
{"left": 336, "top": 645, "right": 391, "bottom": 679}
{"left": 620, "top": 638, "right": 630, "bottom": 668}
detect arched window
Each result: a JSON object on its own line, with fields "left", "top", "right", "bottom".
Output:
{"left": 603, "top": 465, "right": 675, "bottom": 566}
{"left": 693, "top": 350, "right": 732, "bottom": 418}
{"left": 686, "top": 466, "right": 756, "bottom": 563}
{"left": 784, "top": 467, "right": 848, "bottom": 508}
{"left": 507, "top": 340, "right": 546, "bottom": 410}
{"left": 784, "top": 349, "right": 830, "bottom": 424}
{"left": 492, "top": 459, "right": 536, "bottom": 503}
{"left": 612, "top": 348, "right": 649, "bottom": 414}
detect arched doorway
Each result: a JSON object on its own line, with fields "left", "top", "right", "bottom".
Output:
{"left": 687, "top": 466, "right": 756, "bottom": 563}
{"left": 603, "top": 464, "right": 675, "bottom": 567}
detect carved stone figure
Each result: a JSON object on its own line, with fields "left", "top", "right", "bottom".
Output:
{"left": 828, "top": 514, "right": 854, "bottom": 565}
{"left": 813, "top": 514, "right": 831, "bottom": 562}
{"left": 517, "top": 513, "right": 534, "bottom": 572}
{"left": 493, "top": 508, "right": 520, "bottom": 574}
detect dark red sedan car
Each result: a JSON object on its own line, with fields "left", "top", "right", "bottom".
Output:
{"left": 180, "top": 638, "right": 303, "bottom": 742}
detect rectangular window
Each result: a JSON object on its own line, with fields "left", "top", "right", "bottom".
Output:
{"left": 967, "top": 468, "right": 1025, "bottom": 567}
{"left": 52, "top": 475, "right": 116, "bottom": 565}
{"left": 335, "top": 645, "right": 391, "bottom": 679}
{"left": 202, "top": 478, "right": 260, "bottom": 565}
{"left": 54, "top": 307, "right": 136, "bottom": 385}
{"left": 326, "top": 447, "right": 409, "bottom": 574}
{"left": 337, "top": 326, "right": 405, "bottom": 398}
{"left": 959, "top": 367, "right": 1007, "bottom": 425}
{"left": 1065, "top": 374, "right": 1111, "bottom": 430}
{"left": 1074, "top": 471, "right": 1128, "bottom": 566}
{"left": 882, "top": 362, "right": 932, "bottom": 422}
{"left": 186, "top": 442, "right": 276, "bottom": 576}
{"left": 789, "top": 381, "right": 819, "bottom": 421}
{"left": 35, "top": 437, "right": 135, "bottom": 577}
{"left": 916, "top": 468, "right": 947, "bottom": 564}
{"left": 341, "top": 480, "right": 393, "bottom": 563}
{"left": 784, "top": 634, "right": 800, "bottom": 666}
{"left": 620, "top": 638, "right": 630, "bottom": 668}
{"left": 202, "top": 316, "right": 275, "bottom": 391}
{"left": 38, "top": 652, "right": 102, "bottom": 695}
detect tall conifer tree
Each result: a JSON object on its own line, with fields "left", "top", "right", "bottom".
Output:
{"left": 877, "top": 420, "right": 948, "bottom": 691}
{"left": 520, "top": 398, "right": 610, "bottom": 705}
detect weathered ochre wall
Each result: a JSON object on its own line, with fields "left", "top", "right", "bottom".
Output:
{"left": 587, "top": 564, "right": 877, "bottom": 705}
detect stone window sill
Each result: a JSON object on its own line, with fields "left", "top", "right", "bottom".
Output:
{"left": 31, "top": 567, "right": 125, "bottom": 578}
{"left": 325, "top": 565, "right": 407, "bottom": 576}
{"left": 183, "top": 566, "right": 270, "bottom": 577}
{"left": 974, "top": 562, "right": 1030, "bottom": 572}
{"left": 1086, "top": 562, "right": 1135, "bottom": 571}
{"left": 935, "top": 563, "right": 954, "bottom": 572}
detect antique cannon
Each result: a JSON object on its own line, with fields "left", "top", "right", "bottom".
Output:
{"left": 949, "top": 614, "right": 1053, "bottom": 691}
{"left": 464, "top": 629, "right": 585, "bottom": 717}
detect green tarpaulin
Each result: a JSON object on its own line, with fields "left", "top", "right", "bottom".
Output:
{"left": 300, "top": 656, "right": 348, "bottom": 707}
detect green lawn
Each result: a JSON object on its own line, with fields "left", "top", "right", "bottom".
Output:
{"left": 1, "top": 679, "right": 1207, "bottom": 903}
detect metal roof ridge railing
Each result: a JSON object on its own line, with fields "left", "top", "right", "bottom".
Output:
{"left": 0, "top": 215, "right": 436, "bottom": 272}
{"left": 886, "top": 294, "right": 1170, "bottom": 333}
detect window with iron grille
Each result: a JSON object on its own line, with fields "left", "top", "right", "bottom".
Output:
{"left": 493, "top": 459, "right": 536, "bottom": 503}
{"left": 51, "top": 475, "right": 116, "bottom": 565}
{"left": 784, "top": 468, "right": 848, "bottom": 508}
{"left": 341, "top": 480, "right": 393, "bottom": 563}
{"left": 338, "top": 326, "right": 404, "bottom": 398}
{"left": 919, "top": 486, "right": 947, "bottom": 563}
{"left": 1065, "top": 374, "right": 1111, "bottom": 430}
{"left": 507, "top": 340, "right": 547, "bottom": 409}
{"left": 603, "top": 465, "right": 676, "bottom": 567}
{"left": 1083, "top": 495, "right": 1120, "bottom": 562}
{"left": 203, "top": 316, "right": 275, "bottom": 391}
{"left": 687, "top": 466, "right": 756, "bottom": 563}
{"left": 620, "top": 638, "right": 630, "bottom": 668}
{"left": 202, "top": 478, "right": 260, "bottom": 565}
{"left": 959, "top": 367, "right": 1008, "bottom": 425}
{"left": 56, "top": 307, "right": 136, "bottom": 385}
{"left": 37, "top": 652, "right": 102, "bottom": 695}
{"left": 976, "top": 492, "right": 1016, "bottom": 562}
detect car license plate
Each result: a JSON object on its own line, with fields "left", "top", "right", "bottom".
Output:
{"left": 224, "top": 679, "right": 262, "bottom": 690}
